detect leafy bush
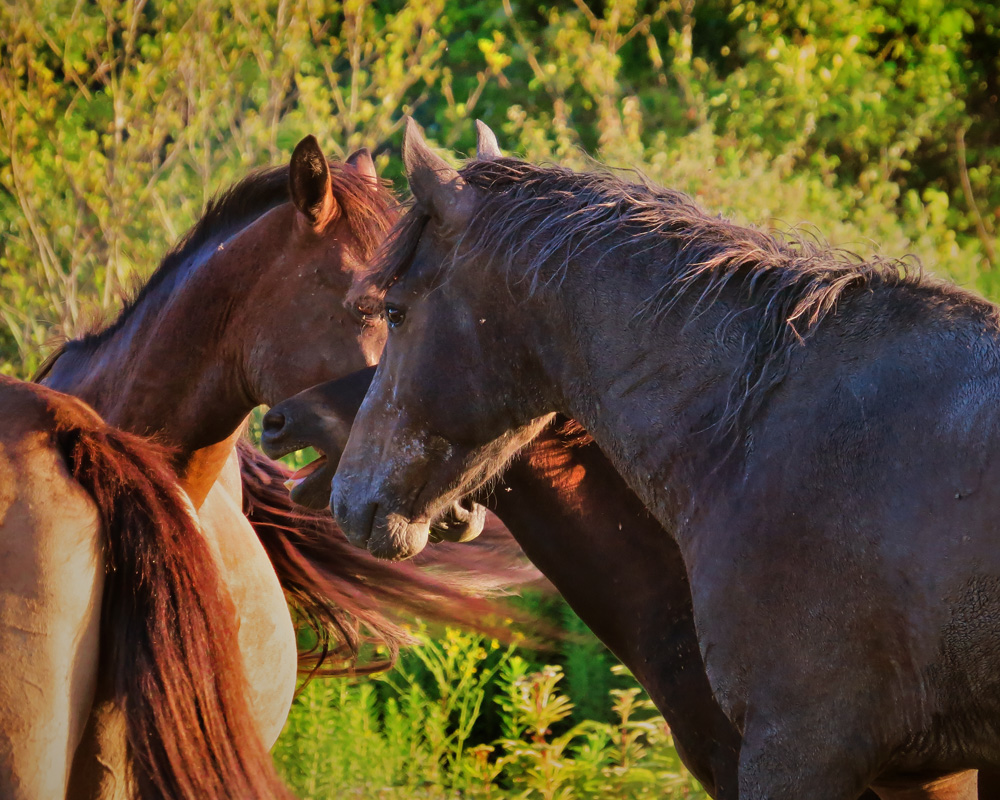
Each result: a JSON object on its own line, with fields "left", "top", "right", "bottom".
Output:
{"left": 2, "top": 0, "right": 997, "bottom": 375}
{"left": 273, "top": 628, "right": 708, "bottom": 799}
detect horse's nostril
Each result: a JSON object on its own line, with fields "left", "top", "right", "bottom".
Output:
{"left": 262, "top": 410, "right": 286, "bottom": 435}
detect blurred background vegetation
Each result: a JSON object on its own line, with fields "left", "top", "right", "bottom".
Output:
{"left": 2, "top": 0, "right": 998, "bottom": 376}
{"left": 1, "top": 0, "right": 998, "bottom": 796}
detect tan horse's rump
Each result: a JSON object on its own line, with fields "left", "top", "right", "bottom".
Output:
{"left": 0, "top": 376, "right": 290, "bottom": 799}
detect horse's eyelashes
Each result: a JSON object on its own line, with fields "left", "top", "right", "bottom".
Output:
{"left": 352, "top": 301, "right": 384, "bottom": 326}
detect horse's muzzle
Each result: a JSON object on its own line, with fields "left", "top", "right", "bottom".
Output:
{"left": 331, "top": 483, "right": 431, "bottom": 561}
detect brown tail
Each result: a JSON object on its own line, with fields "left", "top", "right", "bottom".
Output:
{"left": 238, "top": 440, "right": 549, "bottom": 676}
{"left": 56, "top": 419, "right": 293, "bottom": 798}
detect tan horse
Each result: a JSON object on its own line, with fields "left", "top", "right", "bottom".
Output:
{"left": 0, "top": 376, "right": 290, "bottom": 799}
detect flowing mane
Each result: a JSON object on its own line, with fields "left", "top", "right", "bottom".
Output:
{"left": 36, "top": 160, "right": 396, "bottom": 379}
{"left": 368, "top": 157, "right": 926, "bottom": 432}
{"left": 238, "top": 441, "right": 545, "bottom": 678}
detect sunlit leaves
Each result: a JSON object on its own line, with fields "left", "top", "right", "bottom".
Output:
{"left": 1, "top": 0, "right": 997, "bottom": 376}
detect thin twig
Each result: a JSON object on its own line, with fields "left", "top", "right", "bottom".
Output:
{"left": 956, "top": 126, "right": 996, "bottom": 270}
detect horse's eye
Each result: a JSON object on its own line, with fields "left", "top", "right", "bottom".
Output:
{"left": 385, "top": 304, "right": 406, "bottom": 328}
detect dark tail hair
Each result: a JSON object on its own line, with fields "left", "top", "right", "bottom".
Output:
{"left": 56, "top": 417, "right": 293, "bottom": 798}
{"left": 238, "top": 440, "right": 547, "bottom": 676}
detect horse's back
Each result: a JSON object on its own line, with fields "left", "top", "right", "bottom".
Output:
{"left": 0, "top": 379, "right": 104, "bottom": 799}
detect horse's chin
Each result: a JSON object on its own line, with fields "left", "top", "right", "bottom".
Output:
{"left": 283, "top": 455, "right": 336, "bottom": 510}
{"left": 367, "top": 511, "right": 431, "bottom": 561}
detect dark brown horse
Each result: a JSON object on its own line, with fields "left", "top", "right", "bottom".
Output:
{"left": 332, "top": 119, "right": 1000, "bottom": 799}
{"left": 0, "top": 376, "right": 290, "bottom": 799}
{"left": 36, "top": 136, "right": 529, "bottom": 795}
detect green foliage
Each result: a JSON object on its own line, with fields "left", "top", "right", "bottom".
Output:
{"left": 273, "top": 628, "right": 708, "bottom": 799}
{"left": 0, "top": 0, "right": 492, "bottom": 374}
{"left": 2, "top": 0, "right": 998, "bottom": 377}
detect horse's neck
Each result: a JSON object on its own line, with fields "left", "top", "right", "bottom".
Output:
{"left": 537, "top": 265, "right": 742, "bottom": 537}
{"left": 42, "top": 227, "right": 268, "bottom": 495}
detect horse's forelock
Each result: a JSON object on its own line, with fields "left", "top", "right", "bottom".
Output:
{"left": 326, "top": 163, "right": 398, "bottom": 261}
{"left": 358, "top": 205, "right": 430, "bottom": 305}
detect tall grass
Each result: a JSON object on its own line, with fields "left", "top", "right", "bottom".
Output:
{"left": 273, "top": 628, "right": 708, "bottom": 799}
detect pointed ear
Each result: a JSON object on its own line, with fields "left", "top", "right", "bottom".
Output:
{"left": 346, "top": 147, "right": 379, "bottom": 186}
{"left": 475, "top": 120, "right": 503, "bottom": 160}
{"left": 289, "top": 135, "right": 339, "bottom": 230}
{"left": 402, "top": 117, "right": 475, "bottom": 232}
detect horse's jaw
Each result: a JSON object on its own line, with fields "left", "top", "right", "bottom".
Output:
{"left": 281, "top": 453, "right": 335, "bottom": 509}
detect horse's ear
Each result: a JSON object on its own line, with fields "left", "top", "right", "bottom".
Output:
{"left": 475, "top": 120, "right": 502, "bottom": 160}
{"left": 402, "top": 117, "right": 475, "bottom": 232}
{"left": 290, "top": 135, "right": 339, "bottom": 230}
{"left": 346, "top": 147, "right": 379, "bottom": 186}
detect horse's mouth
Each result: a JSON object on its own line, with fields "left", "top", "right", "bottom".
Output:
{"left": 261, "top": 425, "right": 340, "bottom": 510}
{"left": 428, "top": 497, "right": 487, "bottom": 543}
{"left": 282, "top": 453, "right": 336, "bottom": 509}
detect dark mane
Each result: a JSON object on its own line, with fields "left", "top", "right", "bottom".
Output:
{"left": 36, "top": 160, "right": 395, "bottom": 378}
{"left": 368, "top": 157, "right": 924, "bottom": 433}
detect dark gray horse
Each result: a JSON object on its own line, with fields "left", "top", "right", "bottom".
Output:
{"left": 333, "top": 119, "right": 999, "bottom": 799}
